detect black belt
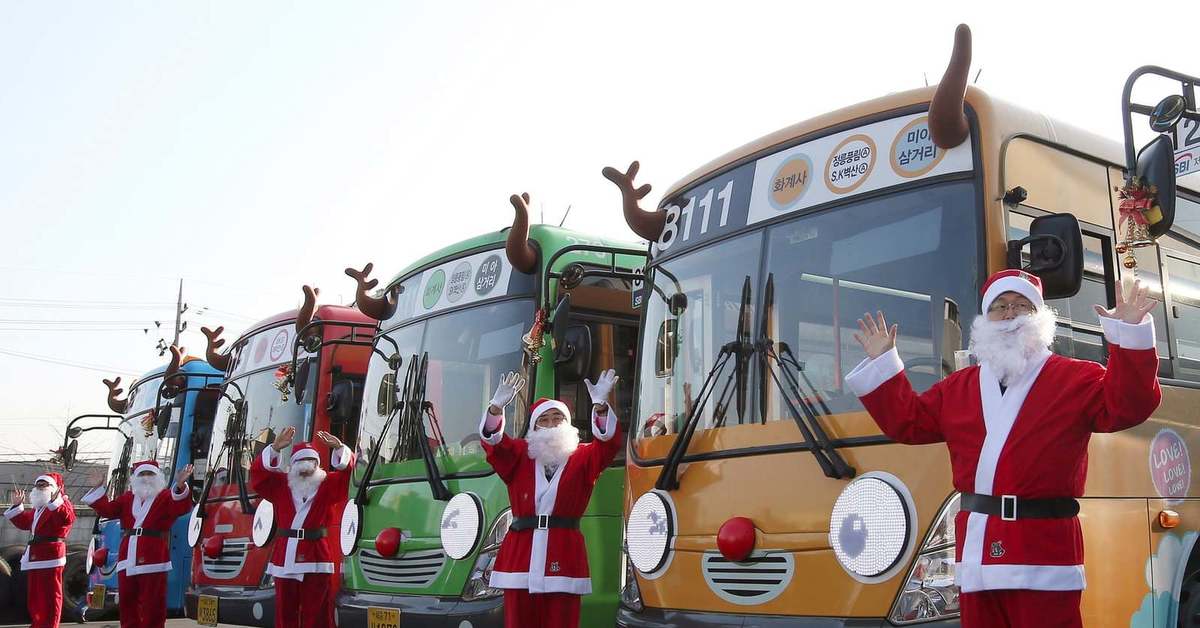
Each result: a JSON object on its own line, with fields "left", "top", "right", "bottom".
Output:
{"left": 29, "top": 536, "right": 64, "bottom": 544}
{"left": 510, "top": 515, "right": 580, "bottom": 531}
{"left": 122, "top": 527, "right": 167, "bottom": 538}
{"left": 282, "top": 527, "right": 327, "bottom": 540}
{"left": 961, "top": 493, "right": 1079, "bottom": 520}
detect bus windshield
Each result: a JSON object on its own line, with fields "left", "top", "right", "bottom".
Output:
{"left": 358, "top": 298, "right": 531, "bottom": 481}
{"left": 635, "top": 180, "right": 980, "bottom": 457}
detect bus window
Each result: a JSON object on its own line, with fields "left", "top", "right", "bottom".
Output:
{"left": 557, "top": 316, "right": 639, "bottom": 446}
{"left": 1161, "top": 195, "right": 1200, "bottom": 256}
{"left": 1166, "top": 254, "right": 1200, "bottom": 381}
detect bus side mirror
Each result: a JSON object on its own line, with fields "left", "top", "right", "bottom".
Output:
{"left": 155, "top": 406, "right": 174, "bottom": 440}
{"left": 377, "top": 373, "right": 397, "bottom": 416}
{"left": 294, "top": 358, "right": 312, "bottom": 404}
{"left": 1005, "top": 212, "right": 1083, "bottom": 300}
{"left": 554, "top": 324, "right": 592, "bottom": 383}
{"left": 327, "top": 379, "right": 360, "bottom": 424}
{"left": 1135, "top": 134, "right": 1177, "bottom": 238}
{"left": 655, "top": 319, "right": 679, "bottom": 377}
{"left": 62, "top": 439, "right": 79, "bottom": 471}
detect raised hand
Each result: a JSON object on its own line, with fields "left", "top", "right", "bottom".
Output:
{"left": 1095, "top": 278, "right": 1158, "bottom": 325}
{"left": 853, "top": 311, "right": 898, "bottom": 359}
{"left": 174, "top": 464, "right": 194, "bottom": 487}
{"left": 585, "top": 369, "right": 619, "bottom": 407}
{"left": 488, "top": 372, "right": 526, "bottom": 413}
{"left": 315, "top": 430, "right": 343, "bottom": 450}
{"left": 273, "top": 426, "right": 297, "bottom": 452}
{"left": 11, "top": 488, "right": 24, "bottom": 505}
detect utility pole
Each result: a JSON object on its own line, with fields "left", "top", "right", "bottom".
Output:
{"left": 173, "top": 278, "right": 188, "bottom": 347}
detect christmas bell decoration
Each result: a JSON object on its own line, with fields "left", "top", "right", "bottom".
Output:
{"left": 1115, "top": 177, "right": 1163, "bottom": 269}
{"left": 521, "top": 308, "right": 547, "bottom": 365}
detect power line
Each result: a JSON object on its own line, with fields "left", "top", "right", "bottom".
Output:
{"left": 0, "top": 346, "right": 140, "bottom": 375}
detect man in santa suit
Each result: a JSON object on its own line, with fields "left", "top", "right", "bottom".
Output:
{"left": 3, "top": 473, "right": 76, "bottom": 628}
{"left": 846, "top": 270, "right": 1161, "bottom": 627}
{"left": 480, "top": 369, "right": 622, "bottom": 628}
{"left": 250, "top": 428, "right": 352, "bottom": 628}
{"left": 82, "top": 459, "right": 194, "bottom": 628}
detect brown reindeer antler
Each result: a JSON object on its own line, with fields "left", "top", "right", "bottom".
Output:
{"left": 102, "top": 377, "right": 130, "bottom": 414}
{"left": 200, "top": 326, "right": 231, "bottom": 372}
{"left": 602, "top": 161, "right": 664, "bottom": 242}
{"left": 506, "top": 192, "right": 538, "bottom": 274}
{"left": 345, "top": 263, "right": 399, "bottom": 321}
{"left": 164, "top": 345, "right": 187, "bottom": 390}
{"left": 929, "top": 24, "right": 972, "bottom": 149}
{"left": 296, "top": 285, "right": 320, "bottom": 332}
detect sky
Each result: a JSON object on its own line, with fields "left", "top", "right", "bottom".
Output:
{"left": 1, "top": 0, "right": 1197, "bottom": 462}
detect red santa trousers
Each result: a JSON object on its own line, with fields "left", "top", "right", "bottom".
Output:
{"left": 273, "top": 574, "right": 334, "bottom": 628}
{"left": 116, "top": 571, "right": 167, "bottom": 628}
{"left": 960, "top": 589, "right": 1081, "bottom": 627}
{"left": 503, "top": 589, "right": 581, "bottom": 628}
{"left": 27, "top": 566, "right": 63, "bottom": 628}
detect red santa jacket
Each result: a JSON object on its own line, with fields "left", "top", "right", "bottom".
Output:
{"left": 82, "top": 482, "right": 193, "bottom": 575}
{"left": 481, "top": 408, "right": 622, "bottom": 595}
{"left": 845, "top": 316, "right": 1161, "bottom": 592}
{"left": 3, "top": 493, "right": 76, "bottom": 570}
{"left": 250, "top": 444, "right": 354, "bottom": 579}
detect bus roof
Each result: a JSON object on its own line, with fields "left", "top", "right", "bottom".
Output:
{"left": 385, "top": 223, "right": 642, "bottom": 289}
{"left": 238, "top": 304, "right": 373, "bottom": 340}
{"left": 663, "top": 85, "right": 1196, "bottom": 200}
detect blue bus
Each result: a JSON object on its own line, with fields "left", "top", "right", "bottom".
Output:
{"left": 68, "top": 351, "right": 223, "bottom": 619}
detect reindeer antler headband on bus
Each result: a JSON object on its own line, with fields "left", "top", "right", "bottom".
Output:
{"left": 345, "top": 263, "right": 401, "bottom": 321}
{"left": 506, "top": 192, "right": 539, "bottom": 274}
{"left": 603, "top": 161, "right": 664, "bottom": 243}
{"left": 928, "top": 23, "right": 972, "bottom": 150}
{"left": 102, "top": 376, "right": 131, "bottom": 414}
{"left": 200, "top": 325, "right": 230, "bottom": 372}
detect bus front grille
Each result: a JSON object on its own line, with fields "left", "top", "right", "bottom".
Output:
{"left": 700, "top": 551, "right": 794, "bottom": 605}
{"left": 202, "top": 537, "right": 250, "bottom": 580}
{"left": 358, "top": 548, "right": 446, "bottom": 588}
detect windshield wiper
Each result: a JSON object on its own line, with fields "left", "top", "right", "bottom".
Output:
{"left": 354, "top": 354, "right": 407, "bottom": 505}
{"left": 757, "top": 273, "right": 855, "bottom": 480}
{"left": 655, "top": 276, "right": 754, "bottom": 491}
{"left": 405, "top": 353, "right": 451, "bottom": 501}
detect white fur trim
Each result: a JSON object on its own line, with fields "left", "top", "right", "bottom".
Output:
{"left": 981, "top": 276, "right": 1044, "bottom": 314}
{"left": 270, "top": 481, "right": 333, "bottom": 577}
{"left": 171, "top": 482, "right": 190, "bottom": 501}
{"left": 290, "top": 447, "right": 320, "bottom": 464}
{"left": 1099, "top": 315, "right": 1156, "bottom": 351}
{"left": 844, "top": 347, "right": 905, "bottom": 397}
{"left": 592, "top": 407, "right": 618, "bottom": 442}
{"left": 955, "top": 562, "right": 1086, "bottom": 592}
{"left": 480, "top": 410, "right": 505, "bottom": 446}
{"left": 81, "top": 485, "right": 107, "bottom": 506}
{"left": 122, "top": 561, "right": 173, "bottom": 576}
{"left": 4, "top": 503, "right": 22, "bottom": 520}
{"left": 132, "top": 463, "right": 162, "bottom": 478}
{"left": 330, "top": 445, "right": 352, "bottom": 471}
{"left": 262, "top": 446, "right": 284, "bottom": 471}
{"left": 20, "top": 555, "right": 66, "bottom": 571}
{"left": 34, "top": 475, "right": 58, "bottom": 490}
{"left": 488, "top": 570, "right": 530, "bottom": 588}
{"left": 530, "top": 400, "right": 570, "bottom": 426}
{"left": 44, "top": 494, "right": 64, "bottom": 511}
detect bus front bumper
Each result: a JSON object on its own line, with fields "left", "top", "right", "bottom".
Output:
{"left": 616, "top": 606, "right": 961, "bottom": 627}
{"left": 185, "top": 585, "right": 275, "bottom": 626}
{"left": 336, "top": 589, "right": 503, "bottom": 628}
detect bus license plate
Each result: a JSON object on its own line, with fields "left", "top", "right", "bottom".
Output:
{"left": 367, "top": 606, "right": 400, "bottom": 628}
{"left": 90, "top": 584, "right": 106, "bottom": 606}
{"left": 197, "top": 595, "right": 219, "bottom": 627}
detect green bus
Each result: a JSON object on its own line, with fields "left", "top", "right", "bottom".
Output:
{"left": 335, "top": 198, "right": 646, "bottom": 627}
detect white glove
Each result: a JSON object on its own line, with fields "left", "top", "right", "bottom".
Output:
{"left": 489, "top": 372, "right": 526, "bottom": 410}
{"left": 584, "top": 369, "right": 618, "bottom": 406}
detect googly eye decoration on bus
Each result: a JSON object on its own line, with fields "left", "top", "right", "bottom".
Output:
{"left": 649, "top": 111, "right": 975, "bottom": 260}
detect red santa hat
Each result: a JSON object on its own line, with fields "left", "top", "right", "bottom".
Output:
{"left": 981, "top": 269, "right": 1044, "bottom": 313}
{"left": 131, "top": 459, "right": 162, "bottom": 477}
{"left": 34, "top": 473, "right": 62, "bottom": 490}
{"left": 529, "top": 398, "right": 571, "bottom": 429}
{"left": 290, "top": 442, "right": 321, "bottom": 465}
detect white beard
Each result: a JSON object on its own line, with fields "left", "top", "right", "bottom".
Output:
{"left": 287, "top": 461, "right": 327, "bottom": 503}
{"left": 131, "top": 474, "right": 167, "bottom": 502}
{"left": 526, "top": 422, "right": 581, "bottom": 469}
{"left": 30, "top": 487, "right": 52, "bottom": 509}
{"left": 969, "top": 308, "right": 1057, "bottom": 386}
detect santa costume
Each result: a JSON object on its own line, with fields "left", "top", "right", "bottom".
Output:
{"left": 82, "top": 459, "right": 193, "bottom": 628}
{"left": 845, "top": 270, "right": 1161, "bottom": 627}
{"left": 481, "top": 383, "right": 623, "bottom": 628}
{"left": 250, "top": 441, "right": 354, "bottom": 628}
{"left": 3, "top": 473, "right": 76, "bottom": 628}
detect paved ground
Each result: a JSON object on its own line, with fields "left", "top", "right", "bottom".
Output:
{"left": 1, "top": 620, "right": 238, "bottom": 627}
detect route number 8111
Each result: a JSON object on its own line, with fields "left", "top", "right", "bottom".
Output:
{"left": 653, "top": 180, "right": 735, "bottom": 257}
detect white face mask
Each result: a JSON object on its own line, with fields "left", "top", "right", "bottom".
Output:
{"left": 30, "top": 486, "right": 53, "bottom": 509}
{"left": 131, "top": 472, "right": 166, "bottom": 501}
{"left": 969, "top": 307, "right": 1057, "bottom": 386}
{"left": 526, "top": 421, "right": 581, "bottom": 469}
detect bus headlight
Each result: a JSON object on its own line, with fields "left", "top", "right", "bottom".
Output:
{"left": 626, "top": 491, "right": 674, "bottom": 574}
{"left": 890, "top": 494, "right": 961, "bottom": 624}
{"left": 619, "top": 550, "right": 643, "bottom": 612}
{"left": 462, "top": 509, "right": 512, "bottom": 602}
{"left": 828, "top": 472, "right": 916, "bottom": 582}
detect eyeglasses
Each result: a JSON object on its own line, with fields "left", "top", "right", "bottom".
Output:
{"left": 987, "top": 302, "right": 1035, "bottom": 315}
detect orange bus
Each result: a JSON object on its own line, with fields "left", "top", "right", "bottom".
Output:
{"left": 616, "top": 26, "right": 1200, "bottom": 627}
